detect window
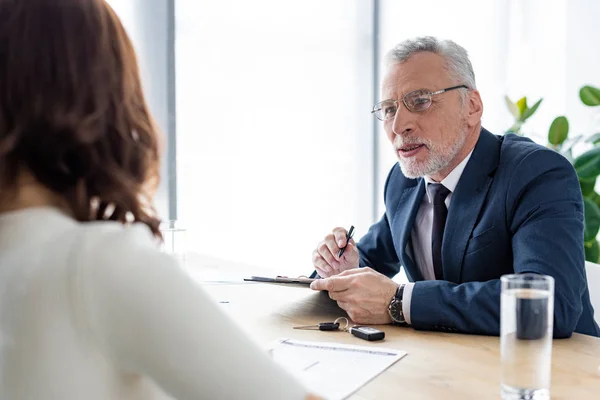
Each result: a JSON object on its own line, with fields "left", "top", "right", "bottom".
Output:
{"left": 176, "top": 0, "right": 375, "bottom": 277}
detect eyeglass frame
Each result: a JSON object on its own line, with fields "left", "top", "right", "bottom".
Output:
{"left": 371, "top": 84, "right": 469, "bottom": 121}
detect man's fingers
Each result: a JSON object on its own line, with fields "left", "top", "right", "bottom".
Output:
{"left": 315, "top": 266, "right": 331, "bottom": 278}
{"left": 312, "top": 251, "right": 332, "bottom": 277}
{"left": 310, "top": 278, "right": 328, "bottom": 291}
{"left": 310, "top": 276, "right": 351, "bottom": 292}
{"left": 338, "top": 266, "right": 372, "bottom": 276}
{"left": 328, "top": 288, "right": 351, "bottom": 301}
{"left": 336, "top": 302, "right": 367, "bottom": 323}
{"left": 341, "top": 240, "right": 357, "bottom": 259}
{"left": 332, "top": 227, "right": 348, "bottom": 248}
{"left": 336, "top": 301, "right": 351, "bottom": 312}
{"left": 323, "top": 235, "right": 342, "bottom": 263}
{"left": 318, "top": 240, "right": 341, "bottom": 268}
{"left": 310, "top": 277, "right": 338, "bottom": 291}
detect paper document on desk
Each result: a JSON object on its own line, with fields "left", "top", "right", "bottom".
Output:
{"left": 269, "top": 338, "right": 406, "bottom": 400}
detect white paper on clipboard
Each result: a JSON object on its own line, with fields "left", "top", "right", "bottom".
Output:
{"left": 268, "top": 339, "right": 407, "bottom": 400}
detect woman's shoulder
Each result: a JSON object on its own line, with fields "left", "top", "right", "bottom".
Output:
{"left": 77, "top": 220, "right": 158, "bottom": 249}
{"left": 72, "top": 220, "right": 167, "bottom": 268}
{"left": 68, "top": 220, "right": 182, "bottom": 301}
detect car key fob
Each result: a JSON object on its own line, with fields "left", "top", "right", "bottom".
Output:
{"left": 349, "top": 326, "right": 385, "bottom": 341}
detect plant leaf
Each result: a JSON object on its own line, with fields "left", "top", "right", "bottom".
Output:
{"left": 505, "top": 96, "right": 520, "bottom": 119}
{"left": 574, "top": 147, "right": 600, "bottom": 179}
{"left": 591, "top": 191, "right": 600, "bottom": 210}
{"left": 516, "top": 97, "right": 528, "bottom": 118}
{"left": 580, "top": 85, "right": 600, "bottom": 106}
{"left": 584, "top": 197, "right": 600, "bottom": 242}
{"left": 580, "top": 178, "right": 596, "bottom": 196}
{"left": 521, "top": 98, "right": 543, "bottom": 121}
{"left": 585, "top": 239, "right": 600, "bottom": 263}
{"left": 548, "top": 116, "right": 569, "bottom": 145}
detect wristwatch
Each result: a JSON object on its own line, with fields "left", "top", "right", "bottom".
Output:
{"left": 388, "top": 284, "right": 408, "bottom": 326}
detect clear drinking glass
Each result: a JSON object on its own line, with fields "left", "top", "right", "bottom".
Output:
{"left": 500, "top": 273, "right": 554, "bottom": 400}
{"left": 159, "top": 220, "right": 187, "bottom": 265}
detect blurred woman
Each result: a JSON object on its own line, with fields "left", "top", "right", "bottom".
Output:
{"left": 0, "top": 0, "right": 318, "bottom": 399}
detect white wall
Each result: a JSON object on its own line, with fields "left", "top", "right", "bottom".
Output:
{"left": 566, "top": 0, "right": 600, "bottom": 137}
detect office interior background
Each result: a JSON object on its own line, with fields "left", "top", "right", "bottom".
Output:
{"left": 108, "top": 0, "right": 600, "bottom": 278}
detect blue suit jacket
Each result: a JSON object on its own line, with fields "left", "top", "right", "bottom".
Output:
{"left": 358, "top": 128, "right": 600, "bottom": 338}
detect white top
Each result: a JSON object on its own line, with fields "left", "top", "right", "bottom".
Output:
{"left": 0, "top": 207, "right": 307, "bottom": 400}
{"left": 403, "top": 151, "right": 473, "bottom": 324}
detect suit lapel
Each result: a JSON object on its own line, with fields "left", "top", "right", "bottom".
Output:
{"left": 443, "top": 129, "right": 501, "bottom": 283}
{"left": 392, "top": 179, "right": 426, "bottom": 281}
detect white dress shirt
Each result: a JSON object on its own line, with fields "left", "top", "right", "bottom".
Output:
{"left": 0, "top": 207, "right": 307, "bottom": 400}
{"left": 402, "top": 151, "right": 473, "bottom": 324}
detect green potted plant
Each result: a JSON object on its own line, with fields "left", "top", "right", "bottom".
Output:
{"left": 506, "top": 85, "right": 600, "bottom": 262}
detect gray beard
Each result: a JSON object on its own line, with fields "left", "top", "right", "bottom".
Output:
{"left": 396, "top": 128, "right": 468, "bottom": 179}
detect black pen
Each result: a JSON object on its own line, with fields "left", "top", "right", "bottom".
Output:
{"left": 337, "top": 225, "right": 355, "bottom": 258}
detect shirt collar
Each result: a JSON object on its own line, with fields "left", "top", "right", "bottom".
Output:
{"left": 424, "top": 150, "right": 474, "bottom": 203}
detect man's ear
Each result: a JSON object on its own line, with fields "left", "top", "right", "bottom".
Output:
{"left": 466, "top": 89, "right": 483, "bottom": 127}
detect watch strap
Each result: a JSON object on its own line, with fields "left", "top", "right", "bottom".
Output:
{"left": 390, "top": 284, "right": 408, "bottom": 326}
{"left": 395, "top": 283, "right": 405, "bottom": 301}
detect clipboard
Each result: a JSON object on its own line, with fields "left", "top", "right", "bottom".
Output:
{"left": 243, "top": 275, "right": 316, "bottom": 286}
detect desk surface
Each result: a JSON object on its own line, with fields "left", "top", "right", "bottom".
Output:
{"left": 198, "top": 276, "right": 600, "bottom": 400}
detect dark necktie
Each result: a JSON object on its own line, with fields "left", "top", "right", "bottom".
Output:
{"left": 430, "top": 183, "right": 451, "bottom": 280}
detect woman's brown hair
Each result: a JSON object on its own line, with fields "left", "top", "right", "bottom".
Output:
{"left": 0, "top": 0, "right": 162, "bottom": 238}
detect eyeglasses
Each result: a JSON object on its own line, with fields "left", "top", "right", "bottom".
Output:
{"left": 371, "top": 84, "right": 468, "bottom": 121}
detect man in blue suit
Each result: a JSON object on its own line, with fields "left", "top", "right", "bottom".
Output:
{"left": 310, "top": 36, "right": 599, "bottom": 338}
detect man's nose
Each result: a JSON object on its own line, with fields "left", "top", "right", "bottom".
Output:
{"left": 391, "top": 105, "right": 416, "bottom": 137}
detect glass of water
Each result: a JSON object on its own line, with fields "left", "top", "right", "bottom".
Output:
{"left": 159, "top": 220, "right": 187, "bottom": 265}
{"left": 501, "top": 273, "right": 554, "bottom": 400}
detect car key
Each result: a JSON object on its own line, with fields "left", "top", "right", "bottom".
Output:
{"left": 293, "top": 322, "right": 340, "bottom": 331}
{"left": 349, "top": 326, "right": 385, "bottom": 341}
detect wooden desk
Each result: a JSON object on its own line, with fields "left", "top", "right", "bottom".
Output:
{"left": 199, "top": 280, "right": 600, "bottom": 400}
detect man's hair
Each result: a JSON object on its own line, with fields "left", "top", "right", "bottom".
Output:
{"left": 0, "top": 0, "right": 162, "bottom": 237}
{"left": 385, "top": 36, "right": 477, "bottom": 91}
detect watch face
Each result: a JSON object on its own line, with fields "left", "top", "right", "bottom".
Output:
{"left": 389, "top": 299, "right": 405, "bottom": 323}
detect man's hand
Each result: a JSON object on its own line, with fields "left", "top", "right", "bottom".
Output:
{"left": 312, "top": 227, "right": 359, "bottom": 278}
{"left": 310, "top": 267, "right": 397, "bottom": 325}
